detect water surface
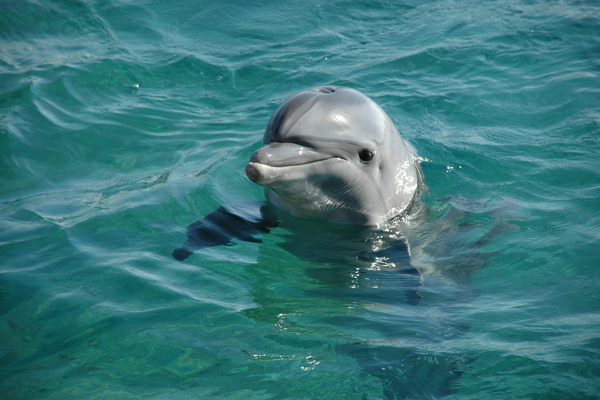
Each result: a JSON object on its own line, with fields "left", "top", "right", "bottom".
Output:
{"left": 1, "top": 0, "right": 599, "bottom": 398}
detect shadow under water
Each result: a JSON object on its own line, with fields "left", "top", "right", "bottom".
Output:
{"left": 172, "top": 199, "right": 508, "bottom": 399}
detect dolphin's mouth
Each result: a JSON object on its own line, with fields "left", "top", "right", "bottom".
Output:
{"left": 245, "top": 142, "right": 344, "bottom": 186}
{"left": 250, "top": 142, "right": 338, "bottom": 166}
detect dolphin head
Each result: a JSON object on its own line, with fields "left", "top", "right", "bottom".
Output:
{"left": 246, "top": 86, "right": 421, "bottom": 226}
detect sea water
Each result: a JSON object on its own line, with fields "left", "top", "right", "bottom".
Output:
{"left": 1, "top": 0, "right": 599, "bottom": 399}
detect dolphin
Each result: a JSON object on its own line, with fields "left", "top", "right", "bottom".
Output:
{"left": 174, "top": 86, "right": 423, "bottom": 273}
{"left": 245, "top": 86, "right": 422, "bottom": 227}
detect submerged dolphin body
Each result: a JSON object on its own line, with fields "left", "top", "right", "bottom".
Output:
{"left": 245, "top": 86, "right": 422, "bottom": 227}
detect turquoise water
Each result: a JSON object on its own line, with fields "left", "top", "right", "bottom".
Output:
{"left": 1, "top": 0, "right": 599, "bottom": 398}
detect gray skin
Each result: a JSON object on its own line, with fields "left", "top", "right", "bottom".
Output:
{"left": 245, "top": 86, "right": 422, "bottom": 227}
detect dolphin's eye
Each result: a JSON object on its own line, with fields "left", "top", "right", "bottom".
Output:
{"left": 359, "top": 149, "right": 375, "bottom": 162}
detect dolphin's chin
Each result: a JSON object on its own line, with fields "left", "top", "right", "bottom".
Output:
{"left": 246, "top": 158, "right": 382, "bottom": 225}
{"left": 264, "top": 186, "right": 381, "bottom": 226}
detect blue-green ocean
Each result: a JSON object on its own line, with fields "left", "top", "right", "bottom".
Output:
{"left": 1, "top": 0, "right": 599, "bottom": 398}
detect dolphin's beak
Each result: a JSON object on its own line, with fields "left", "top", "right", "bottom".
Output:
{"left": 246, "top": 142, "right": 340, "bottom": 186}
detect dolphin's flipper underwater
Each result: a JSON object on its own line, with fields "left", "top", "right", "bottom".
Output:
{"left": 172, "top": 202, "right": 279, "bottom": 261}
